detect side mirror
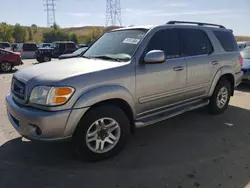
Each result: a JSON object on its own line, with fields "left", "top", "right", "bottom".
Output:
{"left": 144, "top": 50, "right": 165, "bottom": 64}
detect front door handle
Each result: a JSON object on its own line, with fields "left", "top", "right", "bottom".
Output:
{"left": 173, "top": 66, "right": 184, "bottom": 71}
{"left": 211, "top": 61, "right": 219, "bottom": 65}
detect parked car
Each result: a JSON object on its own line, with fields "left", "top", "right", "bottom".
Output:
{"left": 0, "top": 42, "right": 12, "bottom": 51}
{"left": 6, "top": 21, "right": 243, "bottom": 161}
{"left": 11, "top": 43, "right": 18, "bottom": 51}
{"left": 241, "top": 47, "right": 250, "bottom": 84}
{"left": 0, "top": 49, "right": 23, "bottom": 72}
{"left": 38, "top": 43, "right": 52, "bottom": 48}
{"left": 36, "top": 41, "right": 77, "bottom": 63}
{"left": 77, "top": 44, "right": 88, "bottom": 48}
{"left": 238, "top": 41, "right": 250, "bottom": 51}
{"left": 58, "top": 47, "right": 88, "bottom": 60}
{"left": 16, "top": 43, "right": 38, "bottom": 59}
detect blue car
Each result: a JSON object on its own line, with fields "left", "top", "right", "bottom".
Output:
{"left": 241, "top": 47, "right": 250, "bottom": 84}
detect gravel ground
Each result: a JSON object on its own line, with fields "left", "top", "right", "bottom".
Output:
{"left": 0, "top": 59, "right": 250, "bottom": 188}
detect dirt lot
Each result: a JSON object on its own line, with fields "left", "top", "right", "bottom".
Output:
{"left": 0, "top": 60, "right": 250, "bottom": 188}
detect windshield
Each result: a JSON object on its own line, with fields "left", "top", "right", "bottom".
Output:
{"left": 73, "top": 47, "right": 88, "bottom": 55}
{"left": 241, "top": 48, "right": 250, "bottom": 59}
{"left": 84, "top": 29, "right": 147, "bottom": 61}
{"left": 51, "top": 43, "right": 57, "bottom": 48}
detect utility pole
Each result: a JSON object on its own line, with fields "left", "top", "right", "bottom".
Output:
{"left": 106, "top": 0, "right": 122, "bottom": 27}
{"left": 44, "top": 0, "right": 56, "bottom": 27}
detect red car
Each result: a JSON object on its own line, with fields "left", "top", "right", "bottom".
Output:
{"left": 0, "top": 49, "right": 23, "bottom": 72}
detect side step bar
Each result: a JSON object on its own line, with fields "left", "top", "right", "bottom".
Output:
{"left": 135, "top": 99, "right": 209, "bottom": 128}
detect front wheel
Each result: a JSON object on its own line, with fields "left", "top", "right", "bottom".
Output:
{"left": 0, "top": 62, "right": 12, "bottom": 72}
{"left": 73, "top": 105, "right": 130, "bottom": 162}
{"left": 208, "top": 79, "right": 231, "bottom": 114}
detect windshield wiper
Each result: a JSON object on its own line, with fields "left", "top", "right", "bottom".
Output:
{"left": 90, "top": 55, "right": 122, "bottom": 62}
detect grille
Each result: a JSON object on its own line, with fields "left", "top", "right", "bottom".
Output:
{"left": 11, "top": 78, "right": 26, "bottom": 100}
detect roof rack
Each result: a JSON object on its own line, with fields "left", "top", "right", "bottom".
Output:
{"left": 166, "top": 21, "right": 226, "bottom": 29}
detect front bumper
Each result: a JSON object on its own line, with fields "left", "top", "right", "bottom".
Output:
{"left": 5, "top": 93, "right": 85, "bottom": 141}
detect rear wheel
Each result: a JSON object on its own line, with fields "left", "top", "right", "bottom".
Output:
{"left": 208, "top": 79, "right": 231, "bottom": 114}
{"left": 73, "top": 105, "right": 130, "bottom": 162}
{"left": 0, "top": 62, "right": 12, "bottom": 72}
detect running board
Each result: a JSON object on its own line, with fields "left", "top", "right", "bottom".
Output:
{"left": 135, "top": 99, "right": 209, "bottom": 128}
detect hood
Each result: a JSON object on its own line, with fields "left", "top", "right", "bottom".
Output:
{"left": 242, "top": 58, "right": 250, "bottom": 69}
{"left": 59, "top": 53, "right": 78, "bottom": 59}
{"left": 14, "top": 57, "right": 126, "bottom": 83}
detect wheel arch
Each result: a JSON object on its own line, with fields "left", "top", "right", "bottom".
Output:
{"left": 67, "top": 85, "right": 136, "bottom": 136}
{"left": 208, "top": 66, "right": 235, "bottom": 96}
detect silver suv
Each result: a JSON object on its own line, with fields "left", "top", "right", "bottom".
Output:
{"left": 6, "top": 21, "right": 243, "bottom": 161}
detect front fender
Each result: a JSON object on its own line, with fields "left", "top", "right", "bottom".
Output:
{"left": 208, "top": 66, "right": 233, "bottom": 96}
{"left": 73, "top": 85, "right": 136, "bottom": 117}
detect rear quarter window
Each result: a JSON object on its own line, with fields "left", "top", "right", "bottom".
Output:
{"left": 213, "top": 30, "right": 238, "bottom": 52}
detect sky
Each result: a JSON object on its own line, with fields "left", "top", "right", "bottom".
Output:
{"left": 1, "top": 0, "right": 250, "bottom": 36}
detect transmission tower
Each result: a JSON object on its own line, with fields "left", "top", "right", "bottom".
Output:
{"left": 44, "top": 0, "right": 56, "bottom": 27}
{"left": 106, "top": 0, "right": 122, "bottom": 27}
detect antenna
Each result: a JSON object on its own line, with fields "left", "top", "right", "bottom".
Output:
{"left": 44, "top": 0, "right": 56, "bottom": 27}
{"left": 106, "top": 0, "right": 122, "bottom": 27}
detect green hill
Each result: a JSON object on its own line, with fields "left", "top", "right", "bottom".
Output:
{"left": 1, "top": 23, "right": 249, "bottom": 44}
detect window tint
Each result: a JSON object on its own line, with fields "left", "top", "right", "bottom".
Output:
{"left": 23, "top": 44, "right": 37, "bottom": 51}
{"left": 0, "top": 43, "right": 10, "bottom": 47}
{"left": 67, "top": 43, "right": 76, "bottom": 49}
{"left": 180, "top": 29, "right": 213, "bottom": 56}
{"left": 213, "top": 30, "right": 238, "bottom": 52}
{"left": 147, "top": 29, "right": 180, "bottom": 59}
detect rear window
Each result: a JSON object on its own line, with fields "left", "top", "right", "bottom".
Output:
{"left": 23, "top": 44, "right": 37, "bottom": 51}
{"left": 213, "top": 30, "right": 238, "bottom": 52}
{"left": 0, "top": 43, "right": 10, "bottom": 47}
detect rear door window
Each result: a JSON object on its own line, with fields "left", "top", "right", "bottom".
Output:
{"left": 180, "top": 29, "right": 213, "bottom": 56}
{"left": 23, "top": 44, "right": 37, "bottom": 51}
{"left": 146, "top": 29, "right": 181, "bottom": 59}
{"left": 213, "top": 30, "right": 238, "bottom": 52}
{"left": 67, "top": 43, "right": 76, "bottom": 49}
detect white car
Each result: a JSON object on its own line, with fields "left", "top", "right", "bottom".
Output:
{"left": 0, "top": 42, "right": 12, "bottom": 51}
{"left": 238, "top": 41, "right": 250, "bottom": 51}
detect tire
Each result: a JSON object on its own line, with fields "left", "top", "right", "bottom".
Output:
{"left": 0, "top": 62, "right": 12, "bottom": 72}
{"left": 43, "top": 56, "right": 51, "bottom": 62}
{"left": 73, "top": 105, "right": 130, "bottom": 162}
{"left": 208, "top": 79, "right": 231, "bottom": 114}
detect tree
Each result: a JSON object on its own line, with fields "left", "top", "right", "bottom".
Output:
{"left": 70, "top": 33, "right": 78, "bottom": 44}
{"left": 43, "top": 29, "right": 70, "bottom": 43}
{"left": 31, "top": 24, "right": 38, "bottom": 33}
{"left": 12, "top": 24, "right": 27, "bottom": 43}
{"left": 28, "top": 28, "right": 33, "bottom": 41}
{"left": 0, "top": 23, "right": 13, "bottom": 42}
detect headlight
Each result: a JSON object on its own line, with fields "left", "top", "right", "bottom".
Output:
{"left": 29, "top": 86, "right": 75, "bottom": 106}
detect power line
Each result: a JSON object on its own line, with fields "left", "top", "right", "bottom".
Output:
{"left": 44, "top": 0, "right": 56, "bottom": 27}
{"left": 106, "top": 0, "right": 122, "bottom": 27}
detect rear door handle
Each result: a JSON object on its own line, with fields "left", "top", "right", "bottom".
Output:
{"left": 173, "top": 66, "right": 184, "bottom": 71}
{"left": 211, "top": 61, "right": 219, "bottom": 65}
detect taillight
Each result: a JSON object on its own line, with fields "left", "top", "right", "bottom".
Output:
{"left": 239, "top": 55, "right": 243, "bottom": 67}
